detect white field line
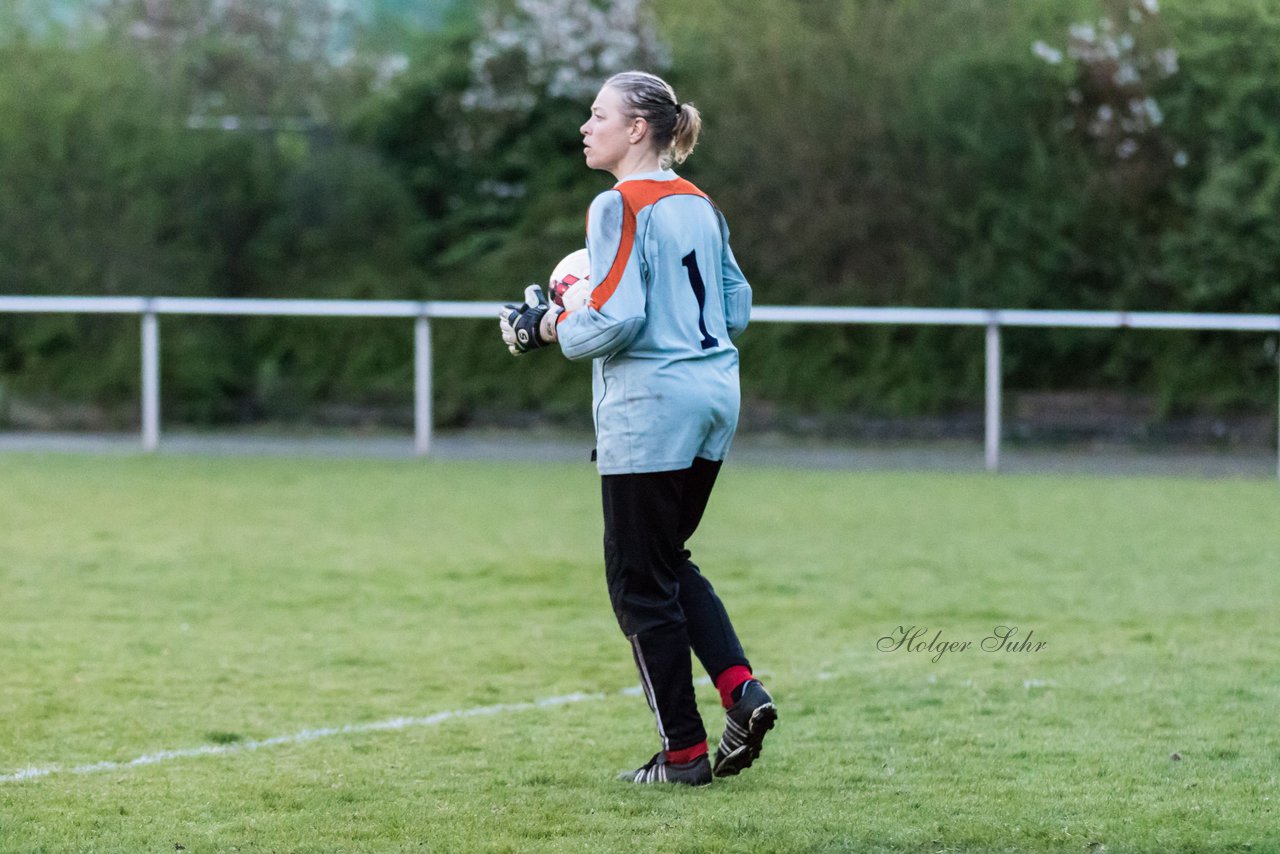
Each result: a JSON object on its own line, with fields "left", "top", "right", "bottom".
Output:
{"left": 0, "top": 678, "right": 711, "bottom": 785}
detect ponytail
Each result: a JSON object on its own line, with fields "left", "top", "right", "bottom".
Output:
{"left": 669, "top": 102, "right": 702, "bottom": 166}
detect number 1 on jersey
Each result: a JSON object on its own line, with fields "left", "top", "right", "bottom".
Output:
{"left": 681, "top": 250, "right": 719, "bottom": 350}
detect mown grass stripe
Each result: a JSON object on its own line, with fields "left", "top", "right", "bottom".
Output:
{"left": 0, "top": 677, "right": 722, "bottom": 786}
{"left": 0, "top": 691, "right": 606, "bottom": 785}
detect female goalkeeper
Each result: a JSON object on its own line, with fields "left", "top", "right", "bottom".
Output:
{"left": 499, "top": 70, "right": 775, "bottom": 786}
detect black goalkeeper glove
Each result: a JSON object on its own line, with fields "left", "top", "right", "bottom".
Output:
{"left": 498, "top": 284, "right": 562, "bottom": 355}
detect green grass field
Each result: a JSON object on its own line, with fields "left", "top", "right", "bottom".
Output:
{"left": 1, "top": 453, "right": 1278, "bottom": 852}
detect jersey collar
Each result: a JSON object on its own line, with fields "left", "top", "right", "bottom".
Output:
{"left": 615, "top": 169, "right": 678, "bottom": 187}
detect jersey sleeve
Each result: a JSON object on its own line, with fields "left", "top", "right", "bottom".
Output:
{"left": 557, "top": 190, "right": 646, "bottom": 362}
{"left": 718, "top": 213, "right": 752, "bottom": 339}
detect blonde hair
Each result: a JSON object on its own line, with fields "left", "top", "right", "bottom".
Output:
{"left": 604, "top": 70, "right": 702, "bottom": 167}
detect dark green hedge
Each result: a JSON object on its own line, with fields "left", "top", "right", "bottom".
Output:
{"left": 2, "top": 0, "right": 1278, "bottom": 432}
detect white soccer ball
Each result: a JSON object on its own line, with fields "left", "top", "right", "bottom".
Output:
{"left": 548, "top": 248, "right": 592, "bottom": 312}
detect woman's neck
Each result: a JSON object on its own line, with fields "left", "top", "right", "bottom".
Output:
{"left": 611, "top": 148, "right": 664, "bottom": 182}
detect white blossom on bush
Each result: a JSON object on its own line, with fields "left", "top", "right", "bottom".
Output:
{"left": 1033, "top": 0, "right": 1179, "bottom": 166}
{"left": 463, "top": 0, "right": 671, "bottom": 112}
{"left": 1032, "top": 40, "right": 1063, "bottom": 65}
{"left": 97, "top": 0, "right": 412, "bottom": 118}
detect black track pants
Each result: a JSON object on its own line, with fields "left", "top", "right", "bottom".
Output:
{"left": 601, "top": 457, "right": 750, "bottom": 753}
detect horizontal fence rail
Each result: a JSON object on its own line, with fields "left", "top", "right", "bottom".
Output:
{"left": 2, "top": 296, "right": 1278, "bottom": 476}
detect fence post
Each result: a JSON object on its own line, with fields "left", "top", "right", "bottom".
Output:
{"left": 414, "top": 312, "right": 432, "bottom": 457}
{"left": 141, "top": 305, "right": 160, "bottom": 452}
{"left": 985, "top": 316, "right": 1002, "bottom": 472}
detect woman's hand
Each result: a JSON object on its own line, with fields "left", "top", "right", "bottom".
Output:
{"left": 499, "top": 285, "right": 562, "bottom": 355}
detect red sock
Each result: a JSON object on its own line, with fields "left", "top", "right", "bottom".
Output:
{"left": 714, "top": 665, "right": 754, "bottom": 709}
{"left": 665, "top": 742, "right": 708, "bottom": 765}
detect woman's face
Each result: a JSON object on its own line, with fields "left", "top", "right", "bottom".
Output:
{"left": 580, "top": 86, "right": 636, "bottom": 174}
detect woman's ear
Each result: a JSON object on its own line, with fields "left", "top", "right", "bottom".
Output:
{"left": 628, "top": 116, "right": 649, "bottom": 145}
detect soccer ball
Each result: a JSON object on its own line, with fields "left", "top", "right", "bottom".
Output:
{"left": 548, "top": 248, "right": 592, "bottom": 311}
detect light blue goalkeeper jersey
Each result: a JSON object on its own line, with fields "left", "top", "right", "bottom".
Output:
{"left": 556, "top": 169, "right": 752, "bottom": 475}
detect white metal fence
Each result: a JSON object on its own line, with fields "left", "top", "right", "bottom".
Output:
{"left": 2, "top": 295, "right": 1278, "bottom": 476}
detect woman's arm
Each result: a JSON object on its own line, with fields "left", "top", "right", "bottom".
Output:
{"left": 558, "top": 190, "right": 646, "bottom": 361}
{"left": 719, "top": 215, "right": 752, "bottom": 340}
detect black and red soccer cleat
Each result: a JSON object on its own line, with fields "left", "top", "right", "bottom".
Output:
{"left": 713, "top": 680, "right": 777, "bottom": 777}
{"left": 617, "top": 751, "right": 712, "bottom": 786}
